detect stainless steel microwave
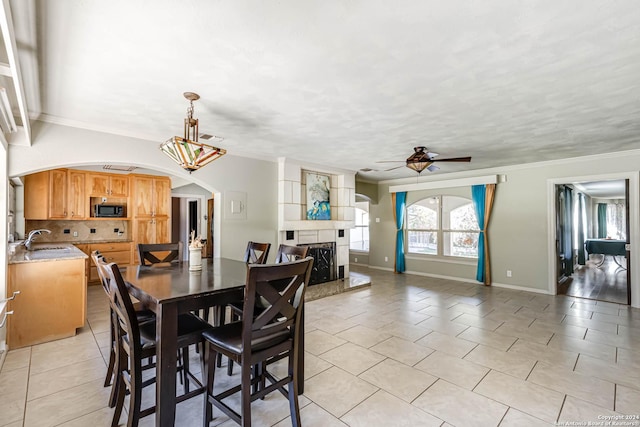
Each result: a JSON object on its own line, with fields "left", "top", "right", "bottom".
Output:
{"left": 95, "top": 204, "right": 125, "bottom": 217}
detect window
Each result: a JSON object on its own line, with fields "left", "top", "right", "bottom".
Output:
{"left": 350, "top": 201, "right": 370, "bottom": 251}
{"left": 606, "top": 201, "right": 626, "bottom": 240}
{"left": 406, "top": 195, "right": 479, "bottom": 258}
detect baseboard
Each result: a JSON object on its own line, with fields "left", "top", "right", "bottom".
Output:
{"left": 404, "top": 270, "right": 479, "bottom": 284}
{"left": 491, "top": 282, "right": 553, "bottom": 295}
{"left": 0, "top": 342, "right": 6, "bottom": 371}
{"left": 368, "top": 266, "right": 394, "bottom": 272}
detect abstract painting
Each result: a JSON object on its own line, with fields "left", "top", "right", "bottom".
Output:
{"left": 306, "top": 172, "right": 331, "bottom": 220}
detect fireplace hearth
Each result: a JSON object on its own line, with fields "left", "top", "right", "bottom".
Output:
{"left": 298, "top": 242, "right": 336, "bottom": 286}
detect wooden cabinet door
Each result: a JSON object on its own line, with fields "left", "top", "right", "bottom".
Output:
{"left": 109, "top": 175, "right": 129, "bottom": 197}
{"left": 154, "top": 217, "right": 170, "bottom": 243}
{"left": 132, "top": 176, "right": 154, "bottom": 217}
{"left": 24, "top": 171, "right": 49, "bottom": 219}
{"left": 86, "top": 173, "right": 110, "bottom": 196}
{"left": 134, "top": 218, "right": 156, "bottom": 245}
{"left": 68, "top": 170, "right": 86, "bottom": 219}
{"left": 153, "top": 178, "right": 171, "bottom": 217}
{"left": 49, "top": 169, "right": 68, "bottom": 219}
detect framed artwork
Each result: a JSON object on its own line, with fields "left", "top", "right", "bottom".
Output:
{"left": 306, "top": 172, "right": 331, "bottom": 220}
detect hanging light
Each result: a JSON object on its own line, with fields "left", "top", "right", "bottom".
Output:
{"left": 406, "top": 146, "right": 437, "bottom": 174}
{"left": 159, "top": 92, "right": 226, "bottom": 173}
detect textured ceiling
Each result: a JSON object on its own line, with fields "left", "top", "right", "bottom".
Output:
{"left": 12, "top": 0, "right": 640, "bottom": 180}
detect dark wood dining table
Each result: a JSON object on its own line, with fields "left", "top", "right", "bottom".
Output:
{"left": 121, "top": 258, "right": 305, "bottom": 427}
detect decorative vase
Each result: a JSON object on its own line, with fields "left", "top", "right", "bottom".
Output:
{"left": 189, "top": 247, "right": 202, "bottom": 271}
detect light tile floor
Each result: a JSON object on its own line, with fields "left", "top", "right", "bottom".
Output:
{"left": 2, "top": 265, "right": 640, "bottom": 426}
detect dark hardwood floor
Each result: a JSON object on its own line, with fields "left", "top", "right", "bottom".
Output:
{"left": 564, "top": 255, "right": 629, "bottom": 304}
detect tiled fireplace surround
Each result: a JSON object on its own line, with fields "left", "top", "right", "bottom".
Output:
{"left": 277, "top": 159, "right": 356, "bottom": 281}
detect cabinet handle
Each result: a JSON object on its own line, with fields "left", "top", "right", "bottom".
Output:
{"left": 0, "top": 311, "right": 13, "bottom": 328}
{"left": 0, "top": 290, "right": 20, "bottom": 304}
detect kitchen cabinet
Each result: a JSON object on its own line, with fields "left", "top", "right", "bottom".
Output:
{"left": 24, "top": 169, "right": 87, "bottom": 220}
{"left": 131, "top": 175, "right": 170, "bottom": 217}
{"left": 131, "top": 175, "right": 171, "bottom": 263}
{"left": 76, "top": 242, "right": 132, "bottom": 283}
{"left": 86, "top": 172, "right": 129, "bottom": 198}
{"left": 7, "top": 257, "right": 86, "bottom": 348}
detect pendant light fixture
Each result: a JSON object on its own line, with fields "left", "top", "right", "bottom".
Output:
{"left": 159, "top": 92, "right": 226, "bottom": 173}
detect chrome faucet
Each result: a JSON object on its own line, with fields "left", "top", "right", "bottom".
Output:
{"left": 24, "top": 229, "right": 51, "bottom": 251}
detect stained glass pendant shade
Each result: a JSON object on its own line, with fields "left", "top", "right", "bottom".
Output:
{"left": 160, "top": 92, "right": 226, "bottom": 173}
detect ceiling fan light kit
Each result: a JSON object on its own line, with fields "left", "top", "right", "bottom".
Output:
{"left": 159, "top": 92, "right": 226, "bottom": 173}
{"left": 375, "top": 147, "right": 471, "bottom": 175}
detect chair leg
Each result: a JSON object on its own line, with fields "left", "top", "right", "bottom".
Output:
{"left": 111, "top": 350, "right": 127, "bottom": 427}
{"left": 203, "top": 344, "right": 217, "bottom": 427}
{"left": 288, "top": 353, "right": 302, "bottom": 427}
{"left": 128, "top": 359, "right": 143, "bottom": 427}
{"left": 182, "top": 347, "right": 190, "bottom": 394}
{"left": 108, "top": 346, "right": 120, "bottom": 408}
{"left": 104, "top": 344, "right": 115, "bottom": 387}
{"left": 215, "top": 306, "right": 225, "bottom": 368}
{"left": 241, "top": 360, "right": 252, "bottom": 427}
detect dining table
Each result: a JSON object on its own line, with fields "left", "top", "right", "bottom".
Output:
{"left": 121, "top": 257, "right": 306, "bottom": 427}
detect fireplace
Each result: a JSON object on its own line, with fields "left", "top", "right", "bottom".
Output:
{"left": 298, "top": 242, "right": 336, "bottom": 286}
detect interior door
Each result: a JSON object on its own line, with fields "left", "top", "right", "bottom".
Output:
{"left": 206, "top": 198, "right": 214, "bottom": 258}
{"left": 626, "top": 179, "right": 631, "bottom": 305}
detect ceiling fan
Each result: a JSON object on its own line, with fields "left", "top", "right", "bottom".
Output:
{"left": 377, "top": 146, "right": 472, "bottom": 174}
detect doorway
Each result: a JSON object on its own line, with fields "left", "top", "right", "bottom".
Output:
{"left": 171, "top": 195, "right": 207, "bottom": 261}
{"left": 553, "top": 179, "right": 630, "bottom": 304}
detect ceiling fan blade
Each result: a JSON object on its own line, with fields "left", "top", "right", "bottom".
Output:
{"left": 427, "top": 164, "right": 440, "bottom": 172}
{"left": 384, "top": 165, "right": 405, "bottom": 171}
{"left": 427, "top": 152, "right": 439, "bottom": 158}
{"left": 431, "top": 156, "right": 472, "bottom": 162}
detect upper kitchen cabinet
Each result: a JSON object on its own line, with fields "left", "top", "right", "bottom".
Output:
{"left": 25, "top": 169, "right": 87, "bottom": 220}
{"left": 86, "top": 172, "right": 129, "bottom": 198}
{"left": 131, "top": 175, "right": 171, "bottom": 218}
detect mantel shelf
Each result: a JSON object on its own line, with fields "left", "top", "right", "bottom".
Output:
{"left": 279, "top": 220, "right": 355, "bottom": 231}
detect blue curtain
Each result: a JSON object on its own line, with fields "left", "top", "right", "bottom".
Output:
{"left": 471, "top": 185, "right": 486, "bottom": 282}
{"left": 597, "top": 203, "right": 607, "bottom": 238}
{"left": 394, "top": 192, "right": 407, "bottom": 273}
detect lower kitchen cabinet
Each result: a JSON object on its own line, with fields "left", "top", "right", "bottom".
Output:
{"left": 7, "top": 258, "right": 86, "bottom": 349}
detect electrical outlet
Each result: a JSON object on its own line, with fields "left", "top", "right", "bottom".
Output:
{"left": 384, "top": 256, "right": 388, "bottom": 262}
{"left": 63, "top": 229, "right": 70, "bottom": 234}
{"left": 507, "top": 270, "right": 512, "bottom": 278}
{"left": 376, "top": 218, "right": 380, "bottom": 223}
{"left": 114, "top": 228, "right": 119, "bottom": 233}
{"left": 73, "top": 231, "right": 78, "bottom": 237}
{"left": 354, "top": 257, "right": 358, "bottom": 263}
{"left": 90, "top": 228, "right": 96, "bottom": 234}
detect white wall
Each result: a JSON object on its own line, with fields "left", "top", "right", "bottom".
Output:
{"left": 8, "top": 120, "right": 279, "bottom": 261}
{"left": 1, "top": 135, "right": 8, "bottom": 348}
{"left": 368, "top": 150, "right": 640, "bottom": 307}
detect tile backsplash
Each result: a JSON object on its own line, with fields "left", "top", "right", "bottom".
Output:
{"left": 25, "top": 220, "right": 130, "bottom": 243}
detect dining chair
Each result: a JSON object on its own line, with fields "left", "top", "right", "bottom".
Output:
{"left": 91, "top": 251, "right": 155, "bottom": 407}
{"left": 214, "top": 241, "right": 272, "bottom": 370}
{"left": 202, "top": 257, "right": 313, "bottom": 427}
{"left": 243, "top": 241, "right": 271, "bottom": 264}
{"left": 274, "top": 244, "right": 309, "bottom": 263}
{"left": 225, "top": 243, "right": 306, "bottom": 376}
{"left": 101, "top": 258, "right": 213, "bottom": 427}
{"left": 137, "top": 242, "right": 183, "bottom": 265}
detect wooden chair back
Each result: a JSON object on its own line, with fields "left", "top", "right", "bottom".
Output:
{"left": 243, "top": 241, "right": 271, "bottom": 264}
{"left": 137, "top": 242, "right": 183, "bottom": 265}
{"left": 242, "top": 257, "right": 313, "bottom": 357}
{"left": 275, "top": 244, "right": 309, "bottom": 263}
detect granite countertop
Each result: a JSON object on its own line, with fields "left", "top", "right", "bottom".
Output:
{"left": 8, "top": 243, "right": 88, "bottom": 264}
